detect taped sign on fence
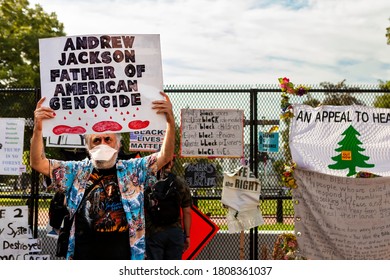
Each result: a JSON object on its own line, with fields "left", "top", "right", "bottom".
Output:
{"left": 0, "top": 206, "right": 45, "bottom": 260}
{"left": 180, "top": 109, "right": 244, "bottom": 158}
{"left": 184, "top": 162, "right": 217, "bottom": 188}
{"left": 221, "top": 165, "right": 261, "bottom": 212}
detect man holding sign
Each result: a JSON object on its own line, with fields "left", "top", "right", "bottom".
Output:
{"left": 30, "top": 91, "right": 175, "bottom": 260}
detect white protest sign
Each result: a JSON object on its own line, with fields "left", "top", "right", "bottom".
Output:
{"left": 39, "top": 34, "right": 165, "bottom": 137}
{"left": 0, "top": 206, "right": 31, "bottom": 260}
{"left": 290, "top": 104, "right": 390, "bottom": 177}
{"left": 221, "top": 165, "right": 263, "bottom": 232}
{"left": 293, "top": 168, "right": 390, "bottom": 260}
{"left": 1, "top": 238, "right": 42, "bottom": 255}
{"left": 180, "top": 109, "right": 244, "bottom": 157}
{"left": 0, "top": 118, "right": 25, "bottom": 175}
{"left": 221, "top": 166, "right": 261, "bottom": 212}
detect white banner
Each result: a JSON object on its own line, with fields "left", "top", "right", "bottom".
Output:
{"left": 290, "top": 104, "right": 390, "bottom": 177}
{"left": 293, "top": 168, "right": 390, "bottom": 260}
{"left": 39, "top": 34, "right": 165, "bottom": 137}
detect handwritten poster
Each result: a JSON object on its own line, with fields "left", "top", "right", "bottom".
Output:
{"left": 221, "top": 166, "right": 263, "bottom": 232}
{"left": 293, "top": 168, "right": 390, "bottom": 260}
{"left": 39, "top": 34, "right": 165, "bottom": 137}
{"left": 0, "top": 206, "right": 48, "bottom": 260}
{"left": 180, "top": 109, "right": 244, "bottom": 157}
{"left": 184, "top": 162, "right": 217, "bottom": 188}
{"left": 0, "top": 118, "right": 25, "bottom": 175}
{"left": 221, "top": 166, "right": 261, "bottom": 212}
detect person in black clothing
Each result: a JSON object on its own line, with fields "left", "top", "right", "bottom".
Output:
{"left": 145, "top": 158, "right": 192, "bottom": 260}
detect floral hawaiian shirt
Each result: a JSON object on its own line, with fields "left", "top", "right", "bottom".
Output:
{"left": 50, "top": 154, "right": 158, "bottom": 260}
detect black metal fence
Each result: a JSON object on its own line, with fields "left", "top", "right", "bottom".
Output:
{"left": 0, "top": 84, "right": 389, "bottom": 260}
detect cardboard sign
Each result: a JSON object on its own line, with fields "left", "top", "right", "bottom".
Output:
{"left": 0, "top": 206, "right": 42, "bottom": 260}
{"left": 39, "top": 34, "right": 165, "bottom": 137}
{"left": 180, "top": 109, "right": 244, "bottom": 158}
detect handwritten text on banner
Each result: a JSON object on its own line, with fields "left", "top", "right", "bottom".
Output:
{"left": 293, "top": 168, "right": 390, "bottom": 260}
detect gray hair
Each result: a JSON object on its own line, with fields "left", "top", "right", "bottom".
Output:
{"left": 84, "top": 133, "right": 122, "bottom": 150}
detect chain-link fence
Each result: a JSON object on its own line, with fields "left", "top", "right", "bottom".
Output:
{"left": 0, "top": 84, "right": 388, "bottom": 260}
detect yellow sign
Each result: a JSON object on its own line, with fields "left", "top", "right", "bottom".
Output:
{"left": 341, "top": 151, "right": 352, "bottom": 161}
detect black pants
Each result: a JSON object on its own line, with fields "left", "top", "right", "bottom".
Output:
{"left": 74, "top": 231, "right": 131, "bottom": 260}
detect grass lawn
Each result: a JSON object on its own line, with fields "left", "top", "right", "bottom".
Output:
{"left": 196, "top": 198, "right": 294, "bottom": 216}
{"left": 2, "top": 195, "right": 295, "bottom": 231}
{"left": 196, "top": 198, "right": 295, "bottom": 231}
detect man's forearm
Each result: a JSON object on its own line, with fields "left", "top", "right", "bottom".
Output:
{"left": 30, "top": 127, "right": 49, "bottom": 176}
{"left": 183, "top": 208, "right": 192, "bottom": 237}
{"left": 158, "top": 116, "right": 175, "bottom": 168}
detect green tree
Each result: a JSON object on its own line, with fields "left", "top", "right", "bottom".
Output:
{"left": 319, "top": 80, "right": 365, "bottom": 106}
{"left": 0, "top": 0, "right": 65, "bottom": 88}
{"left": 374, "top": 22, "right": 390, "bottom": 108}
{"left": 328, "top": 125, "right": 374, "bottom": 177}
{"left": 373, "top": 80, "right": 390, "bottom": 108}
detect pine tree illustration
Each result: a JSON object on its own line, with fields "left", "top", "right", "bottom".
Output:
{"left": 328, "top": 125, "right": 374, "bottom": 176}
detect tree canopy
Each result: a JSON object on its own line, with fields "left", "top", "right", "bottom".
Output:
{"left": 0, "top": 0, "right": 65, "bottom": 88}
{"left": 373, "top": 80, "right": 390, "bottom": 108}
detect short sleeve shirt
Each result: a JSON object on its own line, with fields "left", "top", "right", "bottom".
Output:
{"left": 50, "top": 154, "right": 158, "bottom": 260}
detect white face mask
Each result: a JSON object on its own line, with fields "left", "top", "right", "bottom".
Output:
{"left": 89, "top": 144, "right": 118, "bottom": 161}
{"left": 89, "top": 144, "right": 118, "bottom": 169}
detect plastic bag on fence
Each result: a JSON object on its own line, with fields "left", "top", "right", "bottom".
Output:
{"left": 226, "top": 207, "right": 264, "bottom": 233}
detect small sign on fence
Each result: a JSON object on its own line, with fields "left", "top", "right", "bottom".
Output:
{"left": 180, "top": 109, "right": 244, "bottom": 158}
{"left": 0, "top": 206, "right": 50, "bottom": 260}
{"left": 0, "top": 118, "right": 25, "bottom": 175}
{"left": 184, "top": 162, "right": 217, "bottom": 188}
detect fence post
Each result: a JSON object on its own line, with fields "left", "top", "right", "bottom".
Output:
{"left": 276, "top": 190, "right": 284, "bottom": 223}
{"left": 249, "top": 88, "right": 259, "bottom": 260}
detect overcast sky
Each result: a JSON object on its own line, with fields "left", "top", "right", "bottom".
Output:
{"left": 29, "top": 0, "right": 390, "bottom": 86}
